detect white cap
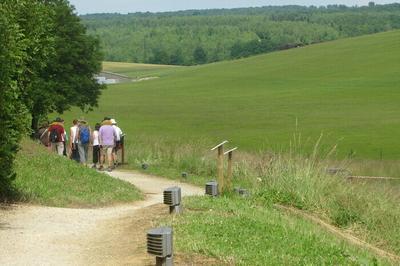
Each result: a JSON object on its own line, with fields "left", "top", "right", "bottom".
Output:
{"left": 110, "top": 119, "right": 117, "bottom": 125}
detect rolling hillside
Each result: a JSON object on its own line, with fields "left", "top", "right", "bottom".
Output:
{"left": 69, "top": 30, "right": 400, "bottom": 159}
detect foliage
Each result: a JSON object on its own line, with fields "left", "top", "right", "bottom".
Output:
{"left": 82, "top": 4, "right": 400, "bottom": 65}
{"left": 25, "top": 0, "right": 104, "bottom": 131}
{"left": 14, "top": 139, "right": 142, "bottom": 207}
{"left": 0, "top": 0, "right": 103, "bottom": 200}
{"left": 0, "top": 1, "right": 31, "bottom": 199}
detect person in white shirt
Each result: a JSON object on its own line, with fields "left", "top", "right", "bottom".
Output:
{"left": 69, "top": 119, "right": 80, "bottom": 162}
{"left": 110, "top": 119, "right": 123, "bottom": 167}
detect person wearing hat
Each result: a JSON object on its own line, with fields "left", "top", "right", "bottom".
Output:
{"left": 47, "top": 117, "right": 66, "bottom": 156}
{"left": 111, "top": 118, "right": 123, "bottom": 167}
{"left": 99, "top": 117, "right": 117, "bottom": 172}
{"left": 76, "top": 119, "right": 91, "bottom": 166}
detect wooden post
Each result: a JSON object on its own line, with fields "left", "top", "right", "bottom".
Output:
{"left": 211, "top": 141, "right": 228, "bottom": 194}
{"left": 224, "top": 147, "right": 238, "bottom": 192}
{"left": 217, "top": 145, "right": 224, "bottom": 193}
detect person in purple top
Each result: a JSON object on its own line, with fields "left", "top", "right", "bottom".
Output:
{"left": 99, "top": 117, "right": 116, "bottom": 171}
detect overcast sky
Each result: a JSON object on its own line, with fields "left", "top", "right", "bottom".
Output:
{"left": 69, "top": 0, "right": 399, "bottom": 14}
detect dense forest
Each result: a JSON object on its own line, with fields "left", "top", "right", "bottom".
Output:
{"left": 81, "top": 3, "right": 400, "bottom": 65}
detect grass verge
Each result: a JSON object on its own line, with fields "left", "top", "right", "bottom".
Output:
{"left": 162, "top": 196, "right": 389, "bottom": 265}
{"left": 13, "top": 139, "right": 142, "bottom": 207}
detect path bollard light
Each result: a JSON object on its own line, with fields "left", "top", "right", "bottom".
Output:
{"left": 211, "top": 140, "right": 228, "bottom": 193}
{"left": 205, "top": 181, "right": 218, "bottom": 197}
{"left": 163, "top": 186, "right": 182, "bottom": 214}
{"left": 234, "top": 187, "right": 250, "bottom": 197}
{"left": 147, "top": 227, "right": 173, "bottom": 266}
{"left": 181, "top": 172, "right": 188, "bottom": 178}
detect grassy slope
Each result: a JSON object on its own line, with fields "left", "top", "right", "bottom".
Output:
{"left": 165, "top": 196, "right": 389, "bottom": 265}
{"left": 102, "top": 61, "right": 183, "bottom": 79}
{"left": 14, "top": 139, "right": 142, "bottom": 207}
{"left": 58, "top": 32, "right": 400, "bottom": 262}
{"left": 70, "top": 30, "right": 400, "bottom": 160}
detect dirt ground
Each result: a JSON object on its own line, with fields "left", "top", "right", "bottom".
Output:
{"left": 83, "top": 203, "right": 221, "bottom": 265}
{"left": 0, "top": 170, "right": 214, "bottom": 266}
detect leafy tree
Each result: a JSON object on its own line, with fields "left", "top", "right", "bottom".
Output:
{"left": 81, "top": 4, "right": 400, "bottom": 65}
{"left": 13, "top": 0, "right": 57, "bottom": 133}
{"left": 0, "top": 0, "right": 104, "bottom": 199}
{"left": 28, "top": 0, "right": 104, "bottom": 131}
{"left": 149, "top": 48, "right": 170, "bottom": 64}
{"left": 0, "top": 1, "right": 31, "bottom": 199}
{"left": 169, "top": 48, "right": 185, "bottom": 65}
{"left": 193, "top": 46, "right": 207, "bottom": 64}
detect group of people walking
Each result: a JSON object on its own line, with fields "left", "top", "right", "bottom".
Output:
{"left": 38, "top": 117, "right": 124, "bottom": 172}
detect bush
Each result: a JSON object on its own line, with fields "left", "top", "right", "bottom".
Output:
{"left": 0, "top": 3, "right": 30, "bottom": 200}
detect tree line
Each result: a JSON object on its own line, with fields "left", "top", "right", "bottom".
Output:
{"left": 81, "top": 3, "right": 400, "bottom": 66}
{"left": 0, "top": 0, "right": 103, "bottom": 199}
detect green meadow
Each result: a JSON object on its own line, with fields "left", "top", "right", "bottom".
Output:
{"left": 68, "top": 30, "right": 400, "bottom": 162}
{"left": 58, "top": 31, "right": 400, "bottom": 260}
{"left": 102, "top": 61, "right": 182, "bottom": 79}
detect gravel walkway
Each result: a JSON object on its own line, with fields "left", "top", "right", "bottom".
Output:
{"left": 0, "top": 170, "right": 203, "bottom": 265}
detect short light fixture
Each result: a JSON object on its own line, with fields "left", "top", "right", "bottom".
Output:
{"left": 234, "top": 187, "right": 249, "bottom": 197}
{"left": 163, "top": 186, "right": 182, "bottom": 214}
{"left": 205, "top": 181, "right": 218, "bottom": 197}
{"left": 147, "top": 226, "right": 173, "bottom": 266}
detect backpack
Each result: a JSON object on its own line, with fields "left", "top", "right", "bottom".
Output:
{"left": 80, "top": 126, "right": 90, "bottom": 144}
{"left": 49, "top": 129, "right": 59, "bottom": 143}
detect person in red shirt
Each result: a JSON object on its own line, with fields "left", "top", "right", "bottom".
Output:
{"left": 47, "top": 117, "right": 66, "bottom": 156}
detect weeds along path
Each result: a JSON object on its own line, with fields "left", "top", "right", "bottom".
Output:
{"left": 0, "top": 170, "right": 203, "bottom": 266}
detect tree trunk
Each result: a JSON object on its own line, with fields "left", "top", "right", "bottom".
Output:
{"left": 30, "top": 113, "right": 39, "bottom": 138}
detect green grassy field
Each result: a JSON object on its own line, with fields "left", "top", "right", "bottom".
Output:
{"left": 102, "top": 61, "right": 183, "bottom": 79}
{"left": 57, "top": 31, "right": 400, "bottom": 261}
{"left": 69, "top": 30, "right": 400, "bottom": 161}
{"left": 14, "top": 139, "right": 142, "bottom": 207}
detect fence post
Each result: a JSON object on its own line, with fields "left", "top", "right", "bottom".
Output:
{"left": 224, "top": 147, "right": 238, "bottom": 192}
{"left": 211, "top": 141, "right": 228, "bottom": 194}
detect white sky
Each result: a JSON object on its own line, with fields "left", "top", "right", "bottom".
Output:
{"left": 68, "top": 0, "right": 399, "bottom": 14}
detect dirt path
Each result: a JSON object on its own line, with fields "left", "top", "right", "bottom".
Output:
{"left": 0, "top": 170, "right": 203, "bottom": 266}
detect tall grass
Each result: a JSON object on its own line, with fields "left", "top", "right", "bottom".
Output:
{"left": 123, "top": 136, "right": 400, "bottom": 255}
